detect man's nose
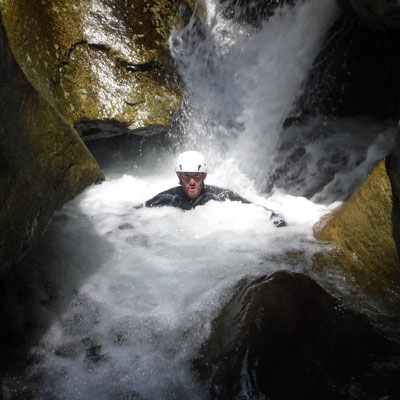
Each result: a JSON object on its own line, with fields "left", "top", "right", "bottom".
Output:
{"left": 189, "top": 178, "right": 196, "bottom": 184}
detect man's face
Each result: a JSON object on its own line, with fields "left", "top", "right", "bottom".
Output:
{"left": 178, "top": 172, "right": 207, "bottom": 199}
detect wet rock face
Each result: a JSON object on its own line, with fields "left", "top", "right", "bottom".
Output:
{"left": 300, "top": 4, "right": 400, "bottom": 285}
{"left": 314, "top": 159, "right": 399, "bottom": 277}
{"left": 0, "top": 0, "right": 182, "bottom": 139}
{"left": 0, "top": 20, "right": 103, "bottom": 270}
{"left": 195, "top": 270, "right": 399, "bottom": 399}
{"left": 338, "top": 0, "right": 400, "bottom": 29}
{"left": 220, "top": 0, "right": 295, "bottom": 27}
{"left": 293, "top": 15, "right": 400, "bottom": 122}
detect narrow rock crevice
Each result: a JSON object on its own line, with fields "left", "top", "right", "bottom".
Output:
{"left": 57, "top": 39, "right": 165, "bottom": 76}
{"left": 74, "top": 118, "right": 169, "bottom": 140}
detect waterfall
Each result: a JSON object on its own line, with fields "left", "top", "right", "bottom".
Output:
{"left": 170, "top": 0, "right": 340, "bottom": 187}
{"left": 170, "top": 0, "right": 396, "bottom": 202}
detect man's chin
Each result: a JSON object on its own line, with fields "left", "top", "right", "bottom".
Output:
{"left": 187, "top": 191, "right": 199, "bottom": 199}
{"left": 185, "top": 187, "right": 200, "bottom": 198}
{"left": 183, "top": 183, "right": 203, "bottom": 199}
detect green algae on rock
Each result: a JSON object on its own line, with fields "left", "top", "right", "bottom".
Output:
{"left": 314, "top": 159, "right": 400, "bottom": 278}
{"left": 0, "top": 20, "right": 103, "bottom": 271}
{"left": 0, "top": 0, "right": 183, "bottom": 138}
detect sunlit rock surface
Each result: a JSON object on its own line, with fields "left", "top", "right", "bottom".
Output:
{"left": 338, "top": 0, "right": 400, "bottom": 29}
{"left": 195, "top": 270, "right": 398, "bottom": 399}
{"left": 0, "top": 21, "right": 103, "bottom": 271}
{"left": 314, "top": 159, "right": 400, "bottom": 277}
{"left": 0, "top": 0, "right": 183, "bottom": 139}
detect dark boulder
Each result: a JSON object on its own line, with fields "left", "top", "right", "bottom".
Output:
{"left": 387, "top": 135, "right": 400, "bottom": 258}
{"left": 195, "top": 270, "right": 399, "bottom": 399}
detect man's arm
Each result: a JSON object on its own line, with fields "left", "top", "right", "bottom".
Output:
{"left": 145, "top": 193, "right": 175, "bottom": 208}
{"left": 269, "top": 211, "right": 287, "bottom": 227}
{"left": 215, "top": 188, "right": 287, "bottom": 227}
{"left": 217, "top": 190, "right": 251, "bottom": 204}
{"left": 134, "top": 186, "right": 182, "bottom": 209}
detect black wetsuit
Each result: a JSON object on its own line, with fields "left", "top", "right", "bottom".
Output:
{"left": 144, "top": 185, "right": 287, "bottom": 227}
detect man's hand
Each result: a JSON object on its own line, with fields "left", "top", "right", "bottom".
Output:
{"left": 270, "top": 213, "right": 287, "bottom": 227}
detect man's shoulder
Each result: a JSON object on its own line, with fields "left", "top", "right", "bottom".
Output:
{"left": 203, "top": 185, "right": 250, "bottom": 203}
{"left": 145, "top": 186, "right": 184, "bottom": 207}
{"left": 203, "top": 185, "right": 230, "bottom": 195}
{"left": 204, "top": 185, "right": 243, "bottom": 197}
{"left": 157, "top": 186, "right": 183, "bottom": 196}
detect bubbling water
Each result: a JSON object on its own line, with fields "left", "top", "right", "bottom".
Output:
{"left": 1, "top": 150, "right": 336, "bottom": 399}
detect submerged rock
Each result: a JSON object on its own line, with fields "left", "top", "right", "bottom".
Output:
{"left": 0, "top": 0, "right": 183, "bottom": 139}
{"left": 314, "top": 158, "right": 400, "bottom": 278}
{"left": 0, "top": 20, "right": 103, "bottom": 271}
{"left": 195, "top": 270, "right": 399, "bottom": 399}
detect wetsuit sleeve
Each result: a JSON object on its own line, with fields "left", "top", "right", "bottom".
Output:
{"left": 219, "top": 191, "right": 251, "bottom": 204}
{"left": 144, "top": 193, "right": 175, "bottom": 208}
{"left": 216, "top": 189, "right": 286, "bottom": 227}
{"left": 229, "top": 191, "right": 286, "bottom": 226}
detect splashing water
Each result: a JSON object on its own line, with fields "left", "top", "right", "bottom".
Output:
{"left": 170, "top": 0, "right": 342, "bottom": 181}
{"left": 170, "top": 0, "right": 396, "bottom": 198}
{"left": 1, "top": 0, "right": 398, "bottom": 399}
{"left": 1, "top": 148, "right": 337, "bottom": 399}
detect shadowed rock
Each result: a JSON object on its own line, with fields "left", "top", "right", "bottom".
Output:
{"left": 195, "top": 270, "right": 399, "bottom": 399}
{"left": 387, "top": 136, "right": 400, "bottom": 258}
{"left": 0, "top": 19, "right": 103, "bottom": 270}
{"left": 292, "top": 15, "right": 400, "bottom": 122}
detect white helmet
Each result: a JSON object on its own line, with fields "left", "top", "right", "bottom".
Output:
{"left": 175, "top": 151, "right": 207, "bottom": 173}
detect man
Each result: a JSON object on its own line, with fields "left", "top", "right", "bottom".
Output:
{"left": 144, "top": 151, "right": 286, "bottom": 227}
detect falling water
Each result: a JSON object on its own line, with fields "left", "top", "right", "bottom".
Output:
{"left": 1, "top": 0, "right": 398, "bottom": 399}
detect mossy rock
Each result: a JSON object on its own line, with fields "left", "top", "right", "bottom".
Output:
{"left": 0, "top": 20, "right": 103, "bottom": 271}
{"left": 314, "top": 158, "right": 400, "bottom": 279}
{"left": 0, "top": 0, "right": 183, "bottom": 137}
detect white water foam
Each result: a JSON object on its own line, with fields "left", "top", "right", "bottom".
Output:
{"left": 4, "top": 153, "right": 335, "bottom": 399}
